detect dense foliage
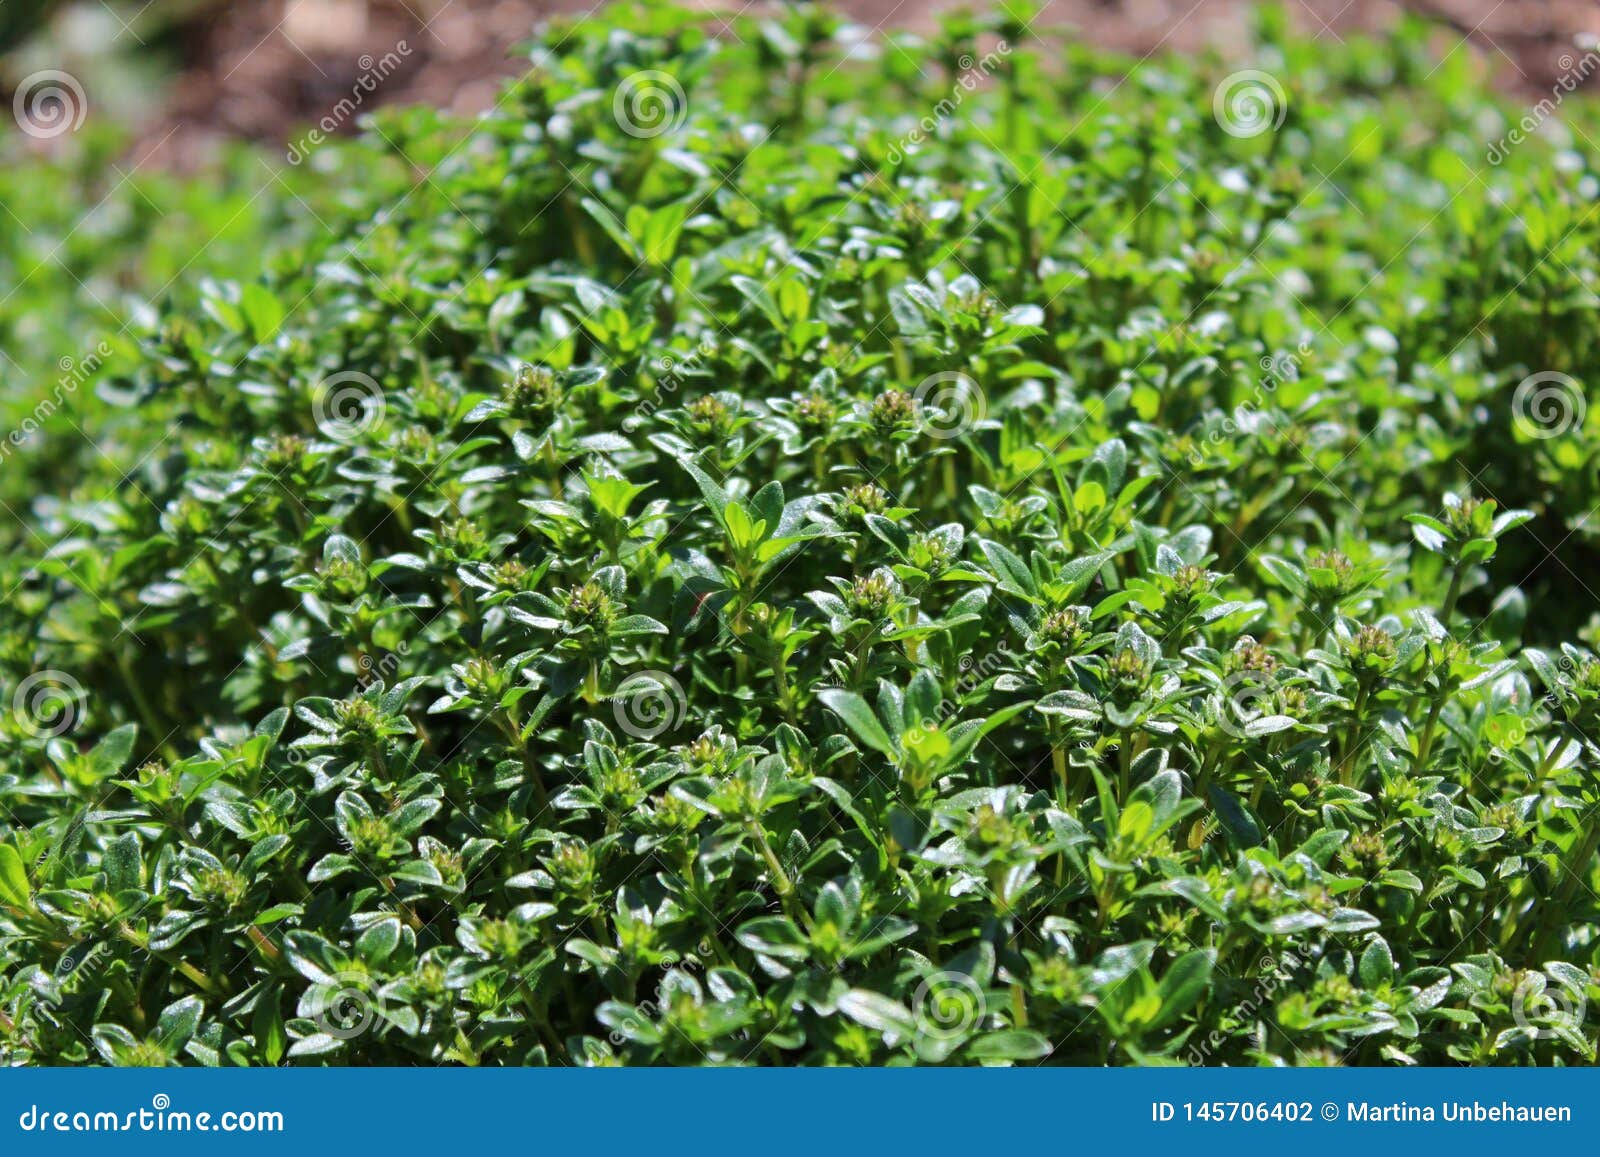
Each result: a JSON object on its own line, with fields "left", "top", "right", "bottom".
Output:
{"left": 5, "top": 2, "right": 1600, "bottom": 1066}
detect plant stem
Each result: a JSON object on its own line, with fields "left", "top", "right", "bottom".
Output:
{"left": 1532, "top": 821, "right": 1600, "bottom": 960}
{"left": 1440, "top": 563, "right": 1465, "bottom": 624}
{"left": 1412, "top": 694, "right": 1445, "bottom": 772}
{"left": 116, "top": 651, "right": 176, "bottom": 761}
{"left": 1338, "top": 683, "right": 1371, "bottom": 787}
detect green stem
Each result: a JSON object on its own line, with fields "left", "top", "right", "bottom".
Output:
{"left": 1440, "top": 564, "right": 1464, "bottom": 625}
{"left": 1532, "top": 821, "right": 1600, "bottom": 960}
{"left": 496, "top": 708, "right": 548, "bottom": 810}
{"left": 1534, "top": 735, "right": 1566, "bottom": 782}
{"left": 544, "top": 438, "right": 564, "bottom": 501}
{"left": 1338, "top": 683, "right": 1372, "bottom": 787}
{"left": 116, "top": 651, "right": 176, "bottom": 761}
{"left": 119, "top": 923, "right": 221, "bottom": 997}
{"left": 748, "top": 819, "right": 807, "bottom": 929}
{"left": 1412, "top": 694, "right": 1446, "bottom": 773}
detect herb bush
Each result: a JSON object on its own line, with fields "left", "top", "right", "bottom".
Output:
{"left": 5, "top": 2, "right": 1600, "bottom": 1066}
{"left": 0, "top": 130, "right": 397, "bottom": 518}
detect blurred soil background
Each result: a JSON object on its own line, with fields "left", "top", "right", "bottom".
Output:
{"left": 1, "top": 0, "right": 1598, "bottom": 167}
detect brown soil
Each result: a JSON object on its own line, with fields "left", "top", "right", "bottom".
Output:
{"left": 138, "top": 0, "right": 1600, "bottom": 166}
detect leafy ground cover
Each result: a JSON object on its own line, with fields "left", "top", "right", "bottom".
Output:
{"left": 4, "top": 2, "right": 1600, "bottom": 1066}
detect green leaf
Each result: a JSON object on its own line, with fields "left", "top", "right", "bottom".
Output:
{"left": 103, "top": 833, "right": 142, "bottom": 894}
{"left": 977, "top": 538, "right": 1037, "bottom": 598}
{"left": 154, "top": 996, "right": 204, "bottom": 1054}
{"left": 817, "top": 690, "right": 897, "bottom": 757}
{"left": 964, "top": 1029, "right": 1053, "bottom": 1061}
{"left": 0, "top": 844, "right": 31, "bottom": 909}
{"left": 1149, "top": 949, "right": 1216, "bottom": 1031}
{"left": 89, "top": 723, "right": 139, "bottom": 780}
{"left": 239, "top": 284, "right": 286, "bottom": 342}
{"left": 1359, "top": 936, "right": 1396, "bottom": 988}
{"left": 735, "top": 916, "right": 810, "bottom": 961}
{"left": 836, "top": 990, "right": 916, "bottom": 1037}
